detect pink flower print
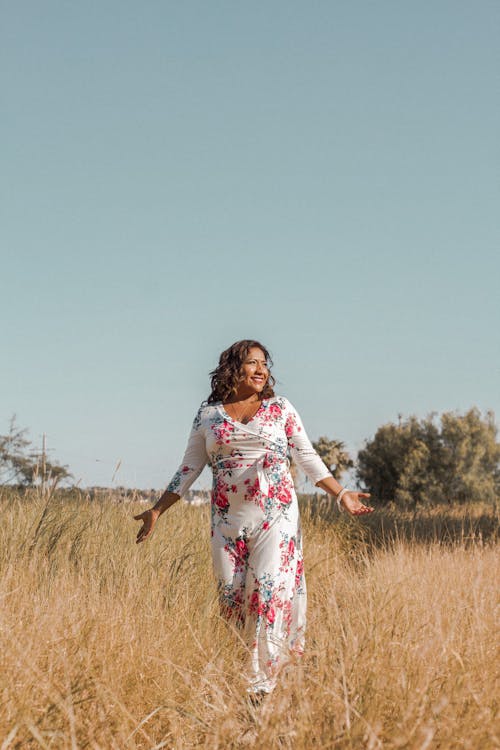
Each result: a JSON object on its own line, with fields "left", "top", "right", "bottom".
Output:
{"left": 215, "top": 494, "right": 229, "bottom": 510}
{"left": 235, "top": 539, "right": 248, "bottom": 560}
{"left": 282, "top": 600, "right": 292, "bottom": 633}
{"left": 259, "top": 402, "right": 282, "bottom": 425}
{"left": 249, "top": 589, "right": 266, "bottom": 617}
{"left": 213, "top": 479, "right": 230, "bottom": 510}
{"left": 285, "top": 412, "right": 302, "bottom": 437}
{"left": 182, "top": 465, "right": 190, "bottom": 474}
{"left": 249, "top": 591, "right": 260, "bottom": 614}
{"left": 231, "top": 485, "right": 237, "bottom": 493}
{"left": 262, "top": 521, "right": 270, "bottom": 531}
{"left": 269, "top": 403, "right": 282, "bottom": 420}
{"left": 276, "top": 484, "right": 292, "bottom": 505}
{"left": 263, "top": 453, "right": 276, "bottom": 470}
{"left": 288, "top": 539, "right": 295, "bottom": 557}
{"left": 244, "top": 477, "right": 262, "bottom": 504}
{"left": 285, "top": 414, "right": 296, "bottom": 437}
{"left": 280, "top": 537, "right": 293, "bottom": 570}
{"left": 267, "top": 605, "right": 276, "bottom": 624}
{"left": 295, "top": 559, "right": 304, "bottom": 588}
{"left": 211, "top": 419, "right": 235, "bottom": 445}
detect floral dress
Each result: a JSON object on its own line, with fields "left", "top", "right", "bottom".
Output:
{"left": 166, "top": 396, "right": 332, "bottom": 693}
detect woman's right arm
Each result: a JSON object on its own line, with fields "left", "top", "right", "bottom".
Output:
{"left": 134, "top": 489, "right": 180, "bottom": 543}
{"left": 134, "top": 404, "right": 209, "bottom": 543}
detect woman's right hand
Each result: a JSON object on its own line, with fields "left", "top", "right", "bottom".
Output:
{"left": 134, "top": 508, "right": 160, "bottom": 544}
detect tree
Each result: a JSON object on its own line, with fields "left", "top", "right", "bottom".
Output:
{"left": 0, "top": 416, "right": 71, "bottom": 487}
{"left": 439, "top": 409, "right": 500, "bottom": 504}
{"left": 356, "top": 408, "right": 500, "bottom": 506}
{"left": 289, "top": 436, "right": 353, "bottom": 487}
{"left": 312, "top": 436, "right": 353, "bottom": 481}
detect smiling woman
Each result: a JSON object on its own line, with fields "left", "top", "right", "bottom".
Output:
{"left": 207, "top": 339, "right": 276, "bottom": 409}
{"left": 134, "top": 339, "right": 373, "bottom": 699}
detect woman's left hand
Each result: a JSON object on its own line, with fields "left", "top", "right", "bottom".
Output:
{"left": 340, "top": 491, "right": 374, "bottom": 516}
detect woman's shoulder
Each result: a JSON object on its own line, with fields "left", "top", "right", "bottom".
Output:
{"left": 196, "top": 399, "right": 217, "bottom": 414}
{"left": 189, "top": 399, "right": 217, "bottom": 428}
{"left": 270, "top": 394, "right": 292, "bottom": 408}
{"left": 263, "top": 395, "right": 294, "bottom": 415}
{"left": 195, "top": 399, "right": 223, "bottom": 419}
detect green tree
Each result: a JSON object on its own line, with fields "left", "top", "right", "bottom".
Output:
{"left": 356, "top": 408, "right": 500, "bottom": 507}
{"left": 0, "top": 416, "right": 71, "bottom": 487}
{"left": 289, "top": 436, "right": 353, "bottom": 487}
{"left": 312, "top": 436, "right": 353, "bottom": 481}
{"left": 439, "top": 408, "right": 500, "bottom": 504}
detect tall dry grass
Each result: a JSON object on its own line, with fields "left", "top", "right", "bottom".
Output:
{"left": 0, "top": 489, "right": 498, "bottom": 749}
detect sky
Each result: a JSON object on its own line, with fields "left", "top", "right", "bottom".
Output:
{"left": 2, "top": 1, "right": 499, "bottom": 489}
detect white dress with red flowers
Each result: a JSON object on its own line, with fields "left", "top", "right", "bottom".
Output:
{"left": 166, "top": 396, "right": 332, "bottom": 693}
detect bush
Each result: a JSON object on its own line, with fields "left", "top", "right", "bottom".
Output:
{"left": 356, "top": 408, "right": 500, "bottom": 507}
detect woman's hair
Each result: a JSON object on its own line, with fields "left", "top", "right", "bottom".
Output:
{"left": 207, "top": 340, "right": 276, "bottom": 404}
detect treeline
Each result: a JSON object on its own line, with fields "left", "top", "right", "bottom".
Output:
{"left": 2, "top": 408, "right": 500, "bottom": 508}
{"left": 0, "top": 417, "right": 70, "bottom": 488}
{"left": 312, "top": 408, "right": 500, "bottom": 507}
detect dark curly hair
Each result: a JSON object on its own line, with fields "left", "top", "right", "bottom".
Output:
{"left": 207, "top": 340, "right": 276, "bottom": 404}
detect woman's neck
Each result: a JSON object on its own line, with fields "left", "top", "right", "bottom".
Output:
{"left": 225, "top": 391, "right": 260, "bottom": 405}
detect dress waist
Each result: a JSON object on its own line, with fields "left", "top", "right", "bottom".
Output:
{"left": 211, "top": 451, "right": 289, "bottom": 496}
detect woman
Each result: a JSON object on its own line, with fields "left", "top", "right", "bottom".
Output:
{"left": 134, "top": 340, "right": 373, "bottom": 696}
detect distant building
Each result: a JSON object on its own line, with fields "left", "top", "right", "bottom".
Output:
{"left": 185, "top": 489, "right": 210, "bottom": 505}
{"left": 78, "top": 487, "right": 211, "bottom": 505}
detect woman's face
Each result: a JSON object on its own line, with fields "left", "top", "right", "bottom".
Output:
{"left": 239, "top": 347, "right": 269, "bottom": 395}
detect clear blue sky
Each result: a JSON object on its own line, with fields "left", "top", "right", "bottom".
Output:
{"left": 2, "top": 1, "right": 499, "bottom": 489}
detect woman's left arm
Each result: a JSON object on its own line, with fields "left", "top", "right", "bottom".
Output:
{"left": 284, "top": 398, "right": 374, "bottom": 516}
{"left": 315, "top": 476, "right": 374, "bottom": 516}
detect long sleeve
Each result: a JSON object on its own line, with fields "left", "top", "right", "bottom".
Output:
{"left": 166, "top": 403, "right": 208, "bottom": 497}
{"left": 283, "top": 398, "right": 332, "bottom": 485}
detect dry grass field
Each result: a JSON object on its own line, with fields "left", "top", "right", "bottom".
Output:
{"left": 0, "top": 489, "right": 498, "bottom": 749}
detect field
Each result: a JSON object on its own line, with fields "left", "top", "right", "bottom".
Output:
{"left": 0, "top": 489, "right": 498, "bottom": 749}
